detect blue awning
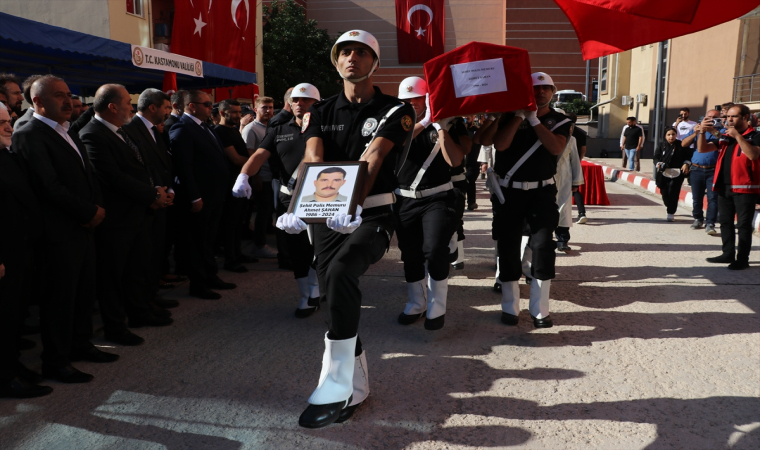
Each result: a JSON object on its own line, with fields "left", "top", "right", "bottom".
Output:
{"left": 0, "top": 11, "right": 256, "bottom": 96}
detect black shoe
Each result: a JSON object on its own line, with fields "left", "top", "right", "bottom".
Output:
{"left": 308, "top": 297, "right": 320, "bottom": 308}
{"left": 294, "top": 307, "right": 318, "bottom": 318}
{"left": 129, "top": 314, "right": 174, "bottom": 328}
{"left": 207, "top": 276, "right": 236, "bottom": 290}
{"left": 335, "top": 402, "right": 362, "bottom": 423}
{"left": 20, "top": 324, "right": 41, "bottom": 335}
{"left": 501, "top": 312, "right": 519, "bottom": 326}
{"left": 493, "top": 282, "right": 502, "bottom": 293}
{"left": 153, "top": 296, "right": 179, "bottom": 309}
{"left": 451, "top": 262, "right": 464, "bottom": 270}
{"left": 189, "top": 287, "right": 222, "bottom": 300}
{"left": 424, "top": 314, "right": 445, "bottom": 330}
{"left": 237, "top": 255, "right": 259, "bottom": 264}
{"left": 104, "top": 330, "right": 145, "bottom": 346}
{"left": 557, "top": 243, "right": 571, "bottom": 252}
{"left": 706, "top": 254, "right": 735, "bottom": 264}
{"left": 298, "top": 396, "right": 352, "bottom": 429}
{"left": 398, "top": 312, "right": 423, "bottom": 325}
{"left": 223, "top": 262, "right": 248, "bottom": 273}
{"left": 149, "top": 303, "right": 172, "bottom": 319}
{"left": 18, "top": 337, "right": 36, "bottom": 350}
{"left": 0, "top": 378, "right": 53, "bottom": 398}
{"left": 467, "top": 203, "right": 478, "bottom": 211}
{"left": 16, "top": 363, "right": 44, "bottom": 384}
{"left": 42, "top": 364, "right": 93, "bottom": 383}
{"left": 728, "top": 261, "right": 750, "bottom": 270}
{"left": 70, "top": 346, "right": 119, "bottom": 363}
{"left": 531, "top": 315, "right": 553, "bottom": 328}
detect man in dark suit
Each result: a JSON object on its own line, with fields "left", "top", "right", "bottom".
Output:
{"left": 13, "top": 75, "right": 112, "bottom": 384}
{"left": 80, "top": 84, "right": 172, "bottom": 346}
{"left": 170, "top": 90, "right": 236, "bottom": 299}
{"left": 12, "top": 74, "right": 43, "bottom": 131}
{"left": 162, "top": 90, "right": 186, "bottom": 148}
{"left": 0, "top": 105, "right": 53, "bottom": 398}
{"left": 122, "top": 88, "right": 179, "bottom": 310}
{"left": 160, "top": 90, "right": 187, "bottom": 282}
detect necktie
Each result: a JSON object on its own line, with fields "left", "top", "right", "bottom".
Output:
{"left": 117, "top": 128, "right": 154, "bottom": 186}
{"left": 150, "top": 125, "right": 158, "bottom": 143}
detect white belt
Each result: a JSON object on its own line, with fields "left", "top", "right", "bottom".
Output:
{"left": 395, "top": 181, "right": 453, "bottom": 199}
{"left": 279, "top": 185, "right": 293, "bottom": 196}
{"left": 451, "top": 173, "right": 466, "bottom": 182}
{"left": 363, "top": 192, "right": 396, "bottom": 209}
{"left": 498, "top": 177, "right": 555, "bottom": 190}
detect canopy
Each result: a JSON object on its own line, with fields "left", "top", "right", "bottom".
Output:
{"left": 0, "top": 11, "right": 256, "bottom": 96}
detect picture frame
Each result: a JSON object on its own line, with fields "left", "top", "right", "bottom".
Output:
{"left": 287, "top": 161, "right": 368, "bottom": 224}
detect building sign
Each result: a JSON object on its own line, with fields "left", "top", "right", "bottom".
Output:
{"left": 130, "top": 45, "right": 203, "bottom": 78}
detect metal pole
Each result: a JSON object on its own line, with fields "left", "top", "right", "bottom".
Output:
{"left": 653, "top": 42, "right": 663, "bottom": 152}
{"left": 585, "top": 59, "right": 590, "bottom": 100}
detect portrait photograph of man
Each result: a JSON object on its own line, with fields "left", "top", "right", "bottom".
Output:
{"left": 301, "top": 167, "right": 348, "bottom": 203}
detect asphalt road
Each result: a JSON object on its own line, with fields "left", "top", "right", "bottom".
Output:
{"left": 2, "top": 177, "right": 759, "bottom": 450}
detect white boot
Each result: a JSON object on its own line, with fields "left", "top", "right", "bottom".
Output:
{"left": 307, "top": 267, "right": 320, "bottom": 300}
{"left": 425, "top": 277, "right": 448, "bottom": 330}
{"left": 529, "top": 278, "right": 551, "bottom": 319}
{"left": 335, "top": 350, "right": 369, "bottom": 423}
{"left": 295, "top": 277, "right": 317, "bottom": 318}
{"left": 451, "top": 239, "right": 465, "bottom": 269}
{"left": 520, "top": 235, "right": 532, "bottom": 279}
{"left": 399, "top": 279, "right": 427, "bottom": 324}
{"left": 493, "top": 250, "right": 502, "bottom": 292}
{"left": 307, "top": 334, "right": 356, "bottom": 405}
{"left": 500, "top": 280, "right": 520, "bottom": 316}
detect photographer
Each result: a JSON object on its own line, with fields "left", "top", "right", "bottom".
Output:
{"left": 680, "top": 109, "right": 722, "bottom": 235}
{"left": 654, "top": 127, "right": 691, "bottom": 222}
{"left": 673, "top": 107, "right": 697, "bottom": 144}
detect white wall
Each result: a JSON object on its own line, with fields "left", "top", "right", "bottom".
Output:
{"left": 0, "top": 0, "right": 111, "bottom": 38}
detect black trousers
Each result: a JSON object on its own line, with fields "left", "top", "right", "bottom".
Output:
{"left": 163, "top": 203, "right": 181, "bottom": 275}
{"left": 0, "top": 245, "right": 34, "bottom": 384}
{"left": 149, "top": 209, "right": 166, "bottom": 297}
{"left": 95, "top": 217, "right": 154, "bottom": 334}
{"left": 464, "top": 166, "right": 479, "bottom": 206}
{"left": 221, "top": 194, "right": 247, "bottom": 264}
{"left": 556, "top": 226, "right": 570, "bottom": 244}
{"left": 252, "top": 182, "right": 274, "bottom": 248}
{"left": 40, "top": 231, "right": 96, "bottom": 368}
{"left": 572, "top": 190, "right": 586, "bottom": 216}
{"left": 717, "top": 188, "right": 758, "bottom": 263}
{"left": 395, "top": 191, "right": 456, "bottom": 282}
{"left": 313, "top": 209, "right": 395, "bottom": 356}
{"left": 493, "top": 185, "right": 559, "bottom": 282}
{"left": 277, "top": 203, "right": 314, "bottom": 279}
{"left": 658, "top": 176, "right": 684, "bottom": 215}
{"left": 452, "top": 179, "right": 467, "bottom": 241}
{"left": 176, "top": 201, "right": 223, "bottom": 290}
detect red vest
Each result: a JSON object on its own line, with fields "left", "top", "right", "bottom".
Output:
{"left": 713, "top": 127, "right": 760, "bottom": 194}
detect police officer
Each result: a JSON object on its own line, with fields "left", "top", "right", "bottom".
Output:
{"left": 449, "top": 133, "right": 469, "bottom": 270}
{"left": 394, "top": 77, "right": 466, "bottom": 331}
{"left": 277, "top": 30, "right": 414, "bottom": 428}
{"left": 479, "top": 72, "right": 571, "bottom": 328}
{"left": 232, "top": 83, "right": 322, "bottom": 318}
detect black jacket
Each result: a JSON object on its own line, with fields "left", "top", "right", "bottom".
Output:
{"left": 0, "top": 149, "right": 42, "bottom": 265}
{"left": 79, "top": 117, "right": 156, "bottom": 229}
{"left": 123, "top": 115, "right": 174, "bottom": 189}
{"left": 654, "top": 139, "right": 690, "bottom": 187}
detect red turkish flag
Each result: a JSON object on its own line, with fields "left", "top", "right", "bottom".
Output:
{"left": 171, "top": 0, "right": 255, "bottom": 73}
{"left": 162, "top": 72, "right": 177, "bottom": 94}
{"left": 553, "top": 0, "right": 760, "bottom": 60}
{"left": 396, "top": 0, "right": 445, "bottom": 64}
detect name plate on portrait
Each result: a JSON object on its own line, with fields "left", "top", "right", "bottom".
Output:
{"left": 450, "top": 58, "right": 508, "bottom": 98}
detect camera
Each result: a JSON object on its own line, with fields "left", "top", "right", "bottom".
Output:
{"left": 712, "top": 118, "right": 723, "bottom": 128}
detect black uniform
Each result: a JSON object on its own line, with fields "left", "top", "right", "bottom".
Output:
{"left": 214, "top": 124, "right": 250, "bottom": 265}
{"left": 259, "top": 116, "right": 313, "bottom": 279}
{"left": 464, "top": 123, "right": 481, "bottom": 207}
{"left": 493, "top": 110, "right": 571, "bottom": 282}
{"left": 395, "top": 122, "right": 464, "bottom": 282}
{"left": 302, "top": 87, "right": 414, "bottom": 353}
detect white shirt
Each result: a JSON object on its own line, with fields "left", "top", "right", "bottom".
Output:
{"left": 94, "top": 114, "right": 125, "bottom": 142}
{"left": 33, "top": 112, "right": 84, "bottom": 167}
{"left": 672, "top": 119, "right": 697, "bottom": 147}
{"left": 137, "top": 113, "right": 156, "bottom": 142}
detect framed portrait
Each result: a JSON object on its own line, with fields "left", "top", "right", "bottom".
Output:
{"left": 287, "top": 161, "right": 368, "bottom": 223}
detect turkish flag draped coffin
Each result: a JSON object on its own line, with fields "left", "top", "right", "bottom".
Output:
{"left": 553, "top": 0, "right": 760, "bottom": 60}
{"left": 171, "top": 0, "right": 256, "bottom": 73}
{"left": 423, "top": 42, "right": 535, "bottom": 122}
{"left": 395, "top": 0, "right": 445, "bottom": 64}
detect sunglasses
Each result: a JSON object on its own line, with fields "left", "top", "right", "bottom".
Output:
{"left": 191, "top": 101, "right": 213, "bottom": 108}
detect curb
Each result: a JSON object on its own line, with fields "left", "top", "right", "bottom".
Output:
{"left": 586, "top": 159, "right": 760, "bottom": 234}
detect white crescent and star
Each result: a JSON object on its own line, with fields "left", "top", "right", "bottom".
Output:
{"left": 407, "top": 4, "right": 433, "bottom": 37}
{"left": 193, "top": 13, "right": 206, "bottom": 36}
{"left": 191, "top": 0, "right": 251, "bottom": 39}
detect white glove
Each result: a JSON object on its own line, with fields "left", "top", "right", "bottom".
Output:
{"left": 419, "top": 94, "right": 432, "bottom": 128}
{"left": 276, "top": 213, "right": 308, "bottom": 235}
{"left": 326, "top": 205, "right": 362, "bottom": 234}
{"left": 232, "top": 173, "right": 252, "bottom": 199}
{"left": 526, "top": 110, "right": 540, "bottom": 127}
{"left": 434, "top": 116, "right": 454, "bottom": 131}
{"left": 514, "top": 110, "right": 526, "bottom": 121}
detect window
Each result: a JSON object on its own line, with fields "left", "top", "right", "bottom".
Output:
{"left": 127, "top": 0, "right": 144, "bottom": 17}
{"left": 600, "top": 56, "right": 608, "bottom": 93}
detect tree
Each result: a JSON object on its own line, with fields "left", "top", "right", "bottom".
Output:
{"left": 263, "top": 0, "right": 342, "bottom": 108}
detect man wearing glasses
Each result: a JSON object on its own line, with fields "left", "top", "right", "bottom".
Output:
{"left": 169, "top": 91, "right": 237, "bottom": 299}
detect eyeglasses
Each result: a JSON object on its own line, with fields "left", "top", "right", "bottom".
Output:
{"left": 191, "top": 101, "right": 213, "bottom": 108}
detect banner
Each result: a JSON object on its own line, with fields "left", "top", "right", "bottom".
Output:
{"left": 395, "top": 0, "right": 445, "bottom": 64}
{"left": 131, "top": 45, "right": 203, "bottom": 77}
{"left": 424, "top": 42, "right": 535, "bottom": 122}
{"left": 171, "top": 0, "right": 256, "bottom": 73}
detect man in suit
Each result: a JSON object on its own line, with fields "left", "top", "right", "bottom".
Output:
{"left": 160, "top": 90, "right": 187, "bottom": 282}
{"left": 80, "top": 84, "right": 172, "bottom": 347}
{"left": 0, "top": 104, "right": 53, "bottom": 398}
{"left": 13, "top": 75, "right": 112, "bottom": 384}
{"left": 12, "top": 75, "right": 43, "bottom": 131}
{"left": 162, "top": 90, "right": 187, "bottom": 148}
{"left": 170, "top": 90, "right": 236, "bottom": 299}
{"left": 122, "top": 88, "right": 179, "bottom": 310}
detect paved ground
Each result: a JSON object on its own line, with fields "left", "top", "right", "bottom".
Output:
{"left": 2, "top": 173, "right": 759, "bottom": 450}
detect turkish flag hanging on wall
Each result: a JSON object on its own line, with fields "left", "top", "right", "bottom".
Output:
{"left": 171, "top": 0, "right": 256, "bottom": 73}
{"left": 553, "top": 0, "right": 760, "bottom": 60}
{"left": 396, "top": 0, "right": 445, "bottom": 64}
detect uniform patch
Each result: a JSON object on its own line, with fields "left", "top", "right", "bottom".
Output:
{"left": 301, "top": 112, "right": 310, "bottom": 133}
{"left": 401, "top": 115, "right": 413, "bottom": 132}
{"left": 429, "top": 129, "right": 439, "bottom": 143}
{"left": 545, "top": 119, "right": 555, "bottom": 128}
{"left": 361, "top": 118, "right": 378, "bottom": 137}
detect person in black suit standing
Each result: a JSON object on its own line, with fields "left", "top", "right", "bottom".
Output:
{"left": 160, "top": 90, "right": 187, "bottom": 282}
{"left": 0, "top": 105, "right": 53, "bottom": 398}
{"left": 122, "top": 88, "right": 179, "bottom": 310}
{"left": 170, "top": 90, "right": 236, "bottom": 299}
{"left": 80, "top": 84, "right": 172, "bottom": 346}
{"left": 13, "top": 75, "right": 112, "bottom": 384}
